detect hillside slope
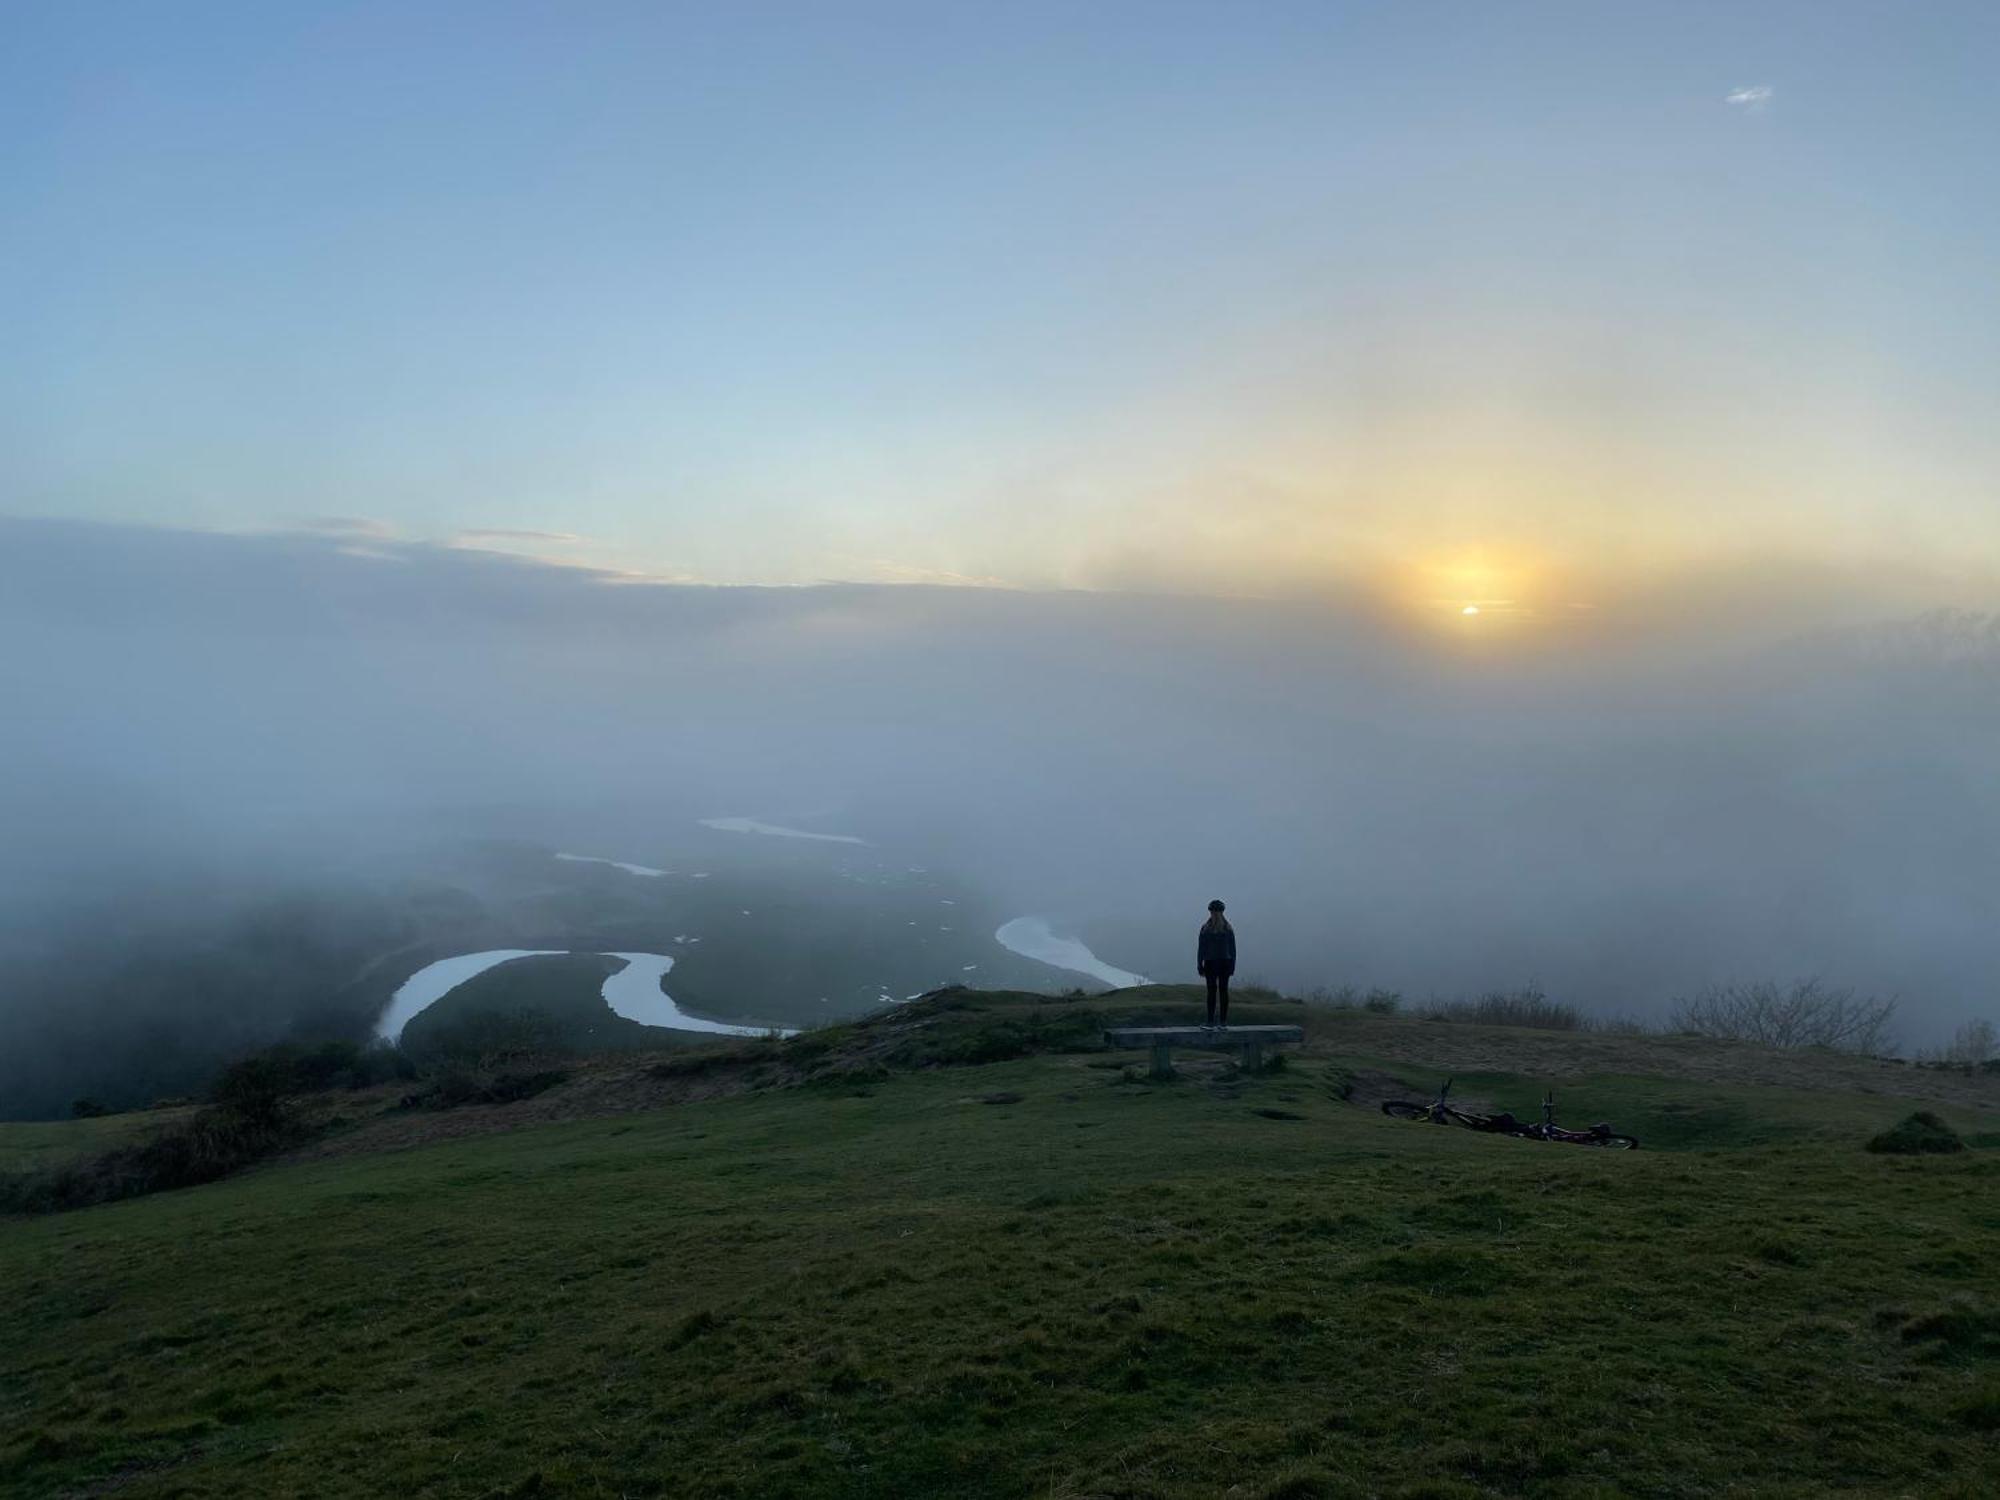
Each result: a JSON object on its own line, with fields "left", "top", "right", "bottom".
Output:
{"left": 4, "top": 991, "right": 1999, "bottom": 1499}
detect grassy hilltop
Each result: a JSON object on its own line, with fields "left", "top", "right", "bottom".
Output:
{"left": 4, "top": 989, "right": 1999, "bottom": 1499}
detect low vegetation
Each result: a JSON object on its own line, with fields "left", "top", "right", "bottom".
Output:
{"left": 1922, "top": 1019, "right": 2000, "bottom": 1071}
{"left": 0, "top": 1063, "right": 303, "bottom": 1215}
{"left": 397, "top": 953, "right": 652, "bottom": 1063}
{"left": 1414, "top": 985, "right": 1586, "bottom": 1031}
{"left": 1670, "top": 976, "right": 1900, "bottom": 1054}
{"left": 0, "top": 1042, "right": 412, "bottom": 1213}
{"left": 404, "top": 1066, "right": 571, "bottom": 1110}
{"left": 1307, "top": 985, "right": 1405, "bottom": 1014}
{"left": 1867, "top": 1110, "right": 1966, "bottom": 1155}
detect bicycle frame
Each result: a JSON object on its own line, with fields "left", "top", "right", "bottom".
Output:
{"left": 1518, "top": 1090, "right": 1621, "bottom": 1144}
{"left": 1414, "top": 1079, "right": 1515, "bottom": 1133}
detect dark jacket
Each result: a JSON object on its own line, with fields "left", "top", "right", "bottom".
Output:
{"left": 1197, "top": 920, "right": 1236, "bottom": 976}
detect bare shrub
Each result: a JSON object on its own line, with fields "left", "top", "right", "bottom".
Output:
{"left": 1418, "top": 984, "right": 1583, "bottom": 1031}
{"left": 1305, "top": 985, "right": 1401, "bottom": 1013}
{"left": 1941, "top": 1019, "right": 1997, "bottom": 1066}
{"left": 1670, "top": 978, "right": 1897, "bottom": 1054}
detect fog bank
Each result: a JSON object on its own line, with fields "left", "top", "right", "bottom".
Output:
{"left": 3, "top": 517, "right": 1996, "bottom": 1113}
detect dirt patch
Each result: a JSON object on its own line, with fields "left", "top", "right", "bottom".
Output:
{"left": 1336, "top": 1069, "right": 1423, "bottom": 1109}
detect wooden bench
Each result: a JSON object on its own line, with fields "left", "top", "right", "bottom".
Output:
{"left": 1104, "top": 1025, "right": 1305, "bottom": 1079}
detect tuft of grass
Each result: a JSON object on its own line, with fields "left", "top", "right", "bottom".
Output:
{"left": 668, "top": 1309, "right": 721, "bottom": 1348}
{"left": 1867, "top": 1110, "right": 1965, "bottom": 1154}
{"left": 1753, "top": 1239, "right": 1809, "bottom": 1267}
{"left": 1354, "top": 1249, "right": 1509, "bottom": 1298}
{"left": 1954, "top": 1385, "right": 2000, "bottom": 1432}
{"left": 1899, "top": 1304, "right": 2000, "bottom": 1358}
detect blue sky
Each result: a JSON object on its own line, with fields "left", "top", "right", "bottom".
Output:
{"left": 5, "top": 1, "right": 1996, "bottom": 612}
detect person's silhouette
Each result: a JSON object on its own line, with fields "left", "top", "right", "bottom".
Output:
{"left": 1197, "top": 899, "right": 1235, "bottom": 1027}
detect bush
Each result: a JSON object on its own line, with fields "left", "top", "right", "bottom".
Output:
{"left": 285, "top": 1039, "right": 413, "bottom": 1090}
{"left": 1671, "top": 978, "right": 1897, "bottom": 1054}
{"left": 1867, "top": 1111, "right": 1965, "bottom": 1155}
{"left": 404, "top": 1066, "right": 569, "bottom": 1111}
{"left": 2, "top": 1093, "right": 308, "bottom": 1214}
{"left": 884, "top": 1008, "right": 1103, "bottom": 1068}
{"left": 1924, "top": 1019, "right": 1998, "bottom": 1069}
{"left": 646, "top": 1045, "right": 767, "bottom": 1081}
{"left": 0, "top": 1038, "right": 416, "bottom": 1214}
{"left": 69, "top": 1099, "right": 111, "bottom": 1119}
{"left": 402, "top": 1007, "right": 572, "bottom": 1068}
{"left": 1314, "top": 985, "right": 1404, "bottom": 1014}
{"left": 209, "top": 1052, "right": 296, "bottom": 1127}
{"left": 800, "top": 1060, "right": 891, "bottom": 1092}
{"left": 1418, "top": 985, "right": 1583, "bottom": 1030}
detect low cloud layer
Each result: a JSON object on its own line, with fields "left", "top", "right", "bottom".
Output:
{"left": 2, "top": 516, "right": 1996, "bottom": 1096}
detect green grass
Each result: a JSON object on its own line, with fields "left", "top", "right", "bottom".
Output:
{"left": 0, "top": 1111, "right": 186, "bottom": 1175}
{"left": 5, "top": 993, "right": 2000, "bottom": 1498}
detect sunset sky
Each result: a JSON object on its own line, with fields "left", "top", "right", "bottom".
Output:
{"left": 6, "top": 2, "right": 1996, "bottom": 622}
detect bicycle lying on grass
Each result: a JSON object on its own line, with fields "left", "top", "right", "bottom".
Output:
{"left": 1380, "top": 1079, "right": 1639, "bottom": 1149}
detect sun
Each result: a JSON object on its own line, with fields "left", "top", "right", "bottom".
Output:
{"left": 1393, "top": 547, "right": 1556, "bottom": 630}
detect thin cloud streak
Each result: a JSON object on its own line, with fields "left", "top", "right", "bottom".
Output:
{"left": 451, "top": 529, "right": 587, "bottom": 545}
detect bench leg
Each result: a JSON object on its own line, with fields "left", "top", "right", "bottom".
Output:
{"left": 1242, "top": 1043, "right": 1263, "bottom": 1073}
{"left": 1150, "top": 1043, "right": 1174, "bottom": 1080}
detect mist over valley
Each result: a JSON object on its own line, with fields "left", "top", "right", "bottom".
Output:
{"left": 4, "top": 516, "right": 1994, "bottom": 1117}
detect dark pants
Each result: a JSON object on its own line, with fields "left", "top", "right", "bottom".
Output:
{"left": 1205, "top": 970, "right": 1230, "bottom": 1025}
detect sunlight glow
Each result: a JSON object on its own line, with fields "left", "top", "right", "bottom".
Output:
{"left": 1392, "top": 547, "right": 1564, "bottom": 631}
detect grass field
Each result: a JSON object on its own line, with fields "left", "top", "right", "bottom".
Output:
{"left": 4, "top": 992, "right": 1999, "bottom": 1498}
{"left": 0, "top": 1111, "right": 194, "bottom": 1177}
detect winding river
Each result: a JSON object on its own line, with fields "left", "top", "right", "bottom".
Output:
{"left": 554, "top": 852, "right": 670, "bottom": 877}
{"left": 994, "top": 917, "right": 1150, "bottom": 989}
{"left": 376, "top": 950, "right": 795, "bottom": 1043}
{"left": 698, "top": 816, "right": 867, "bottom": 844}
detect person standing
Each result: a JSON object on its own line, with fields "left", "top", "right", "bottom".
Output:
{"left": 1197, "top": 899, "right": 1236, "bottom": 1027}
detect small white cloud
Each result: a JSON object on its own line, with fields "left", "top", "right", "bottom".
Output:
{"left": 1726, "top": 85, "right": 1773, "bottom": 110}
{"left": 829, "top": 558, "right": 1018, "bottom": 588}
{"left": 451, "top": 528, "right": 585, "bottom": 545}
{"left": 298, "top": 515, "right": 399, "bottom": 538}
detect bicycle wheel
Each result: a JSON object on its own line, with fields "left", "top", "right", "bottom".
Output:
{"left": 1380, "top": 1101, "right": 1429, "bottom": 1121}
{"left": 1587, "top": 1133, "right": 1640, "bottom": 1150}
